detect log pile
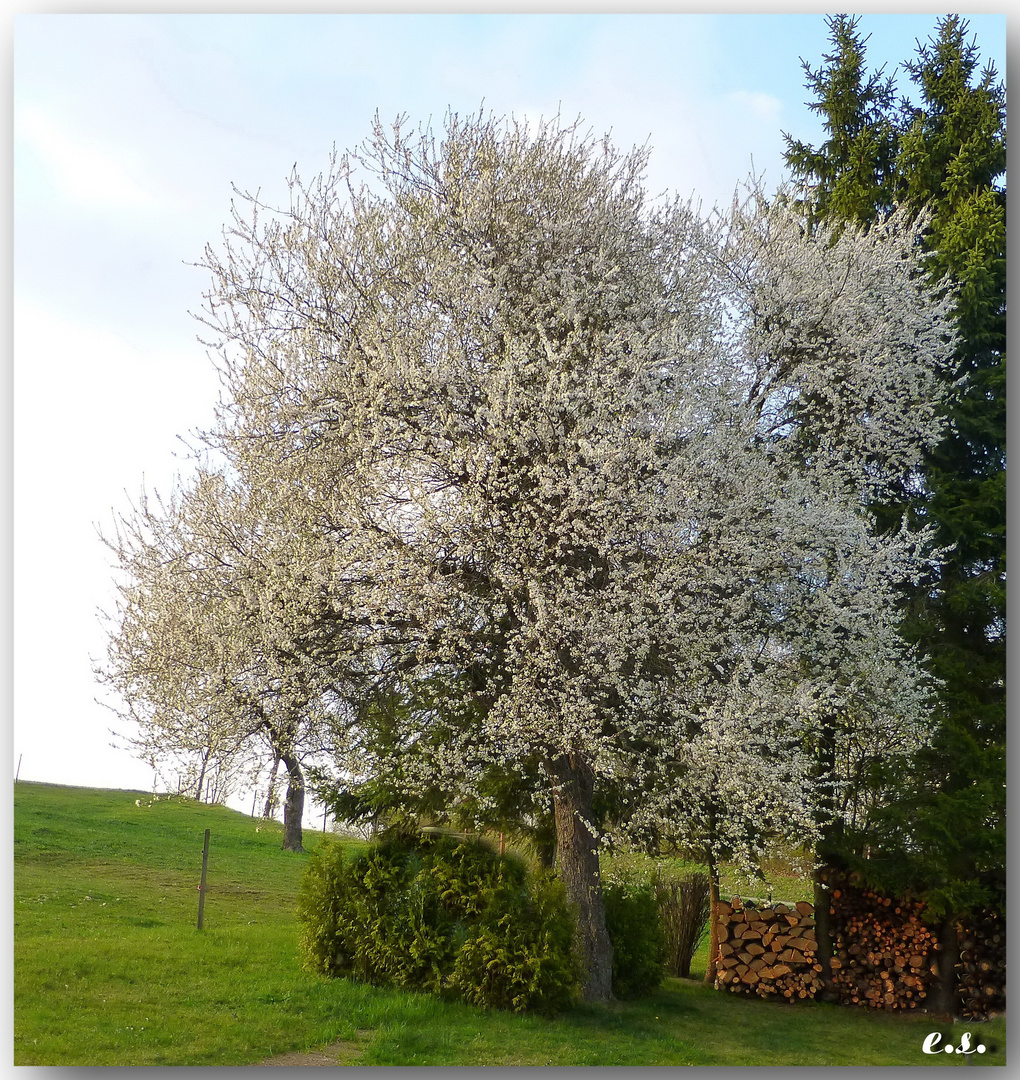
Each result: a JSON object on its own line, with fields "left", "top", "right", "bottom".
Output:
{"left": 712, "top": 880, "right": 1006, "bottom": 1018}
{"left": 713, "top": 899, "right": 823, "bottom": 1000}
{"left": 826, "top": 878, "right": 939, "bottom": 1012}
{"left": 956, "top": 909, "right": 1006, "bottom": 1022}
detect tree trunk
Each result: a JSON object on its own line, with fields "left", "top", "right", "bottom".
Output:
{"left": 548, "top": 753, "right": 613, "bottom": 1002}
{"left": 704, "top": 855, "right": 720, "bottom": 983}
{"left": 263, "top": 753, "right": 281, "bottom": 819}
{"left": 534, "top": 802, "right": 557, "bottom": 869}
{"left": 280, "top": 752, "right": 305, "bottom": 853}
{"left": 195, "top": 748, "right": 210, "bottom": 801}
{"left": 811, "top": 718, "right": 840, "bottom": 1003}
{"left": 535, "top": 837, "right": 556, "bottom": 869}
{"left": 812, "top": 867, "right": 838, "bottom": 1002}
{"left": 930, "top": 917, "right": 960, "bottom": 1017}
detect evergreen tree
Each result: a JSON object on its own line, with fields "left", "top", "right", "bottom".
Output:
{"left": 876, "top": 13, "right": 1006, "bottom": 967}
{"left": 783, "top": 15, "right": 899, "bottom": 224}
{"left": 783, "top": 14, "right": 1006, "bottom": 1011}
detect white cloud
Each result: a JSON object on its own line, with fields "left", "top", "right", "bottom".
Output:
{"left": 17, "top": 105, "right": 165, "bottom": 210}
{"left": 727, "top": 90, "right": 783, "bottom": 124}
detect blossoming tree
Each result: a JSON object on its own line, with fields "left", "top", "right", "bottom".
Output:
{"left": 108, "top": 112, "right": 955, "bottom": 1001}
{"left": 101, "top": 470, "right": 357, "bottom": 851}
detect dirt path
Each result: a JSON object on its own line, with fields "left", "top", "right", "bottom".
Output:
{"left": 255, "top": 1031, "right": 372, "bottom": 1067}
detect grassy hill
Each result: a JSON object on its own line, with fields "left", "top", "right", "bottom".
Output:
{"left": 14, "top": 781, "right": 1004, "bottom": 1066}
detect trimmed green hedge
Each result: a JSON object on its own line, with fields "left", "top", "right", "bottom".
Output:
{"left": 297, "top": 831, "right": 579, "bottom": 1014}
{"left": 604, "top": 879, "right": 665, "bottom": 998}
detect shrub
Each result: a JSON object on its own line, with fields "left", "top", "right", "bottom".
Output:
{"left": 297, "top": 834, "right": 355, "bottom": 978}
{"left": 655, "top": 870, "right": 711, "bottom": 978}
{"left": 297, "top": 830, "right": 578, "bottom": 1014}
{"left": 603, "top": 879, "right": 664, "bottom": 999}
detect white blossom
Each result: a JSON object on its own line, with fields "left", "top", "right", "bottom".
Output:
{"left": 103, "top": 113, "right": 956, "bottom": 990}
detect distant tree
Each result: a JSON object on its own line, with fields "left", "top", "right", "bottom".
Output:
{"left": 190, "top": 113, "right": 954, "bottom": 1000}
{"left": 101, "top": 472, "right": 352, "bottom": 851}
{"left": 130, "top": 701, "right": 257, "bottom": 806}
{"left": 631, "top": 683, "right": 818, "bottom": 984}
{"left": 629, "top": 514, "right": 938, "bottom": 988}
{"left": 783, "top": 14, "right": 1006, "bottom": 1011}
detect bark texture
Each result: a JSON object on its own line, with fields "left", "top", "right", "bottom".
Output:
{"left": 931, "top": 917, "right": 960, "bottom": 1016}
{"left": 263, "top": 753, "right": 281, "bottom": 819}
{"left": 280, "top": 752, "right": 305, "bottom": 852}
{"left": 548, "top": 754, "right": 613, "bottom": 1002}
{"left": 195, "top": 748, "right": 210, "bottom": 801}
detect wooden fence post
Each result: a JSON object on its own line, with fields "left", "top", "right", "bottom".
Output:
{"left": 197, "top": 828, "right": 210, "bottom": 930}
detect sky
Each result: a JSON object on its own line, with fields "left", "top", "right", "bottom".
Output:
{"left": 11, "top": 9, "right": 1008, "bottom": 818}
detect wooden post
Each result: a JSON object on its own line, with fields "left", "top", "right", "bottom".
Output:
{"left": 705, "top": 855, "right": 720, "bottom": 984}
{"left": 197, "top": 828, "right": 210, "bottom": 930}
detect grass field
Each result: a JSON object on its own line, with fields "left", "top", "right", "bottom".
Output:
{"left": 14, "top": 781, "right": 1006, "bottom": 1067}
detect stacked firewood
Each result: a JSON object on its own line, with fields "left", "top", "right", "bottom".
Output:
{"left": 827, "top": 878, "right": 939, "bottom": 1011}
{"left": 956, "top": 910, "right": 1006, "bottom": 1021}
{"left": 713, "top": 899, "right": 823, "bottom": 1000}
{"left": 711, "top": 876, "right": 1006, "bottom": 1018}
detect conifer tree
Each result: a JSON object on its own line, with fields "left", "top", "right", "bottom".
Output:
{"left": 783, "top": 15, "right": 899, "bottom": 224}
{"left": 783, "top": 15, "right": 1006, "bottom": 1010}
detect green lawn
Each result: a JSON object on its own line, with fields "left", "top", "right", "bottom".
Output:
{"left": 14, "top": 781, "right": 1006, "bottom": 1067}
